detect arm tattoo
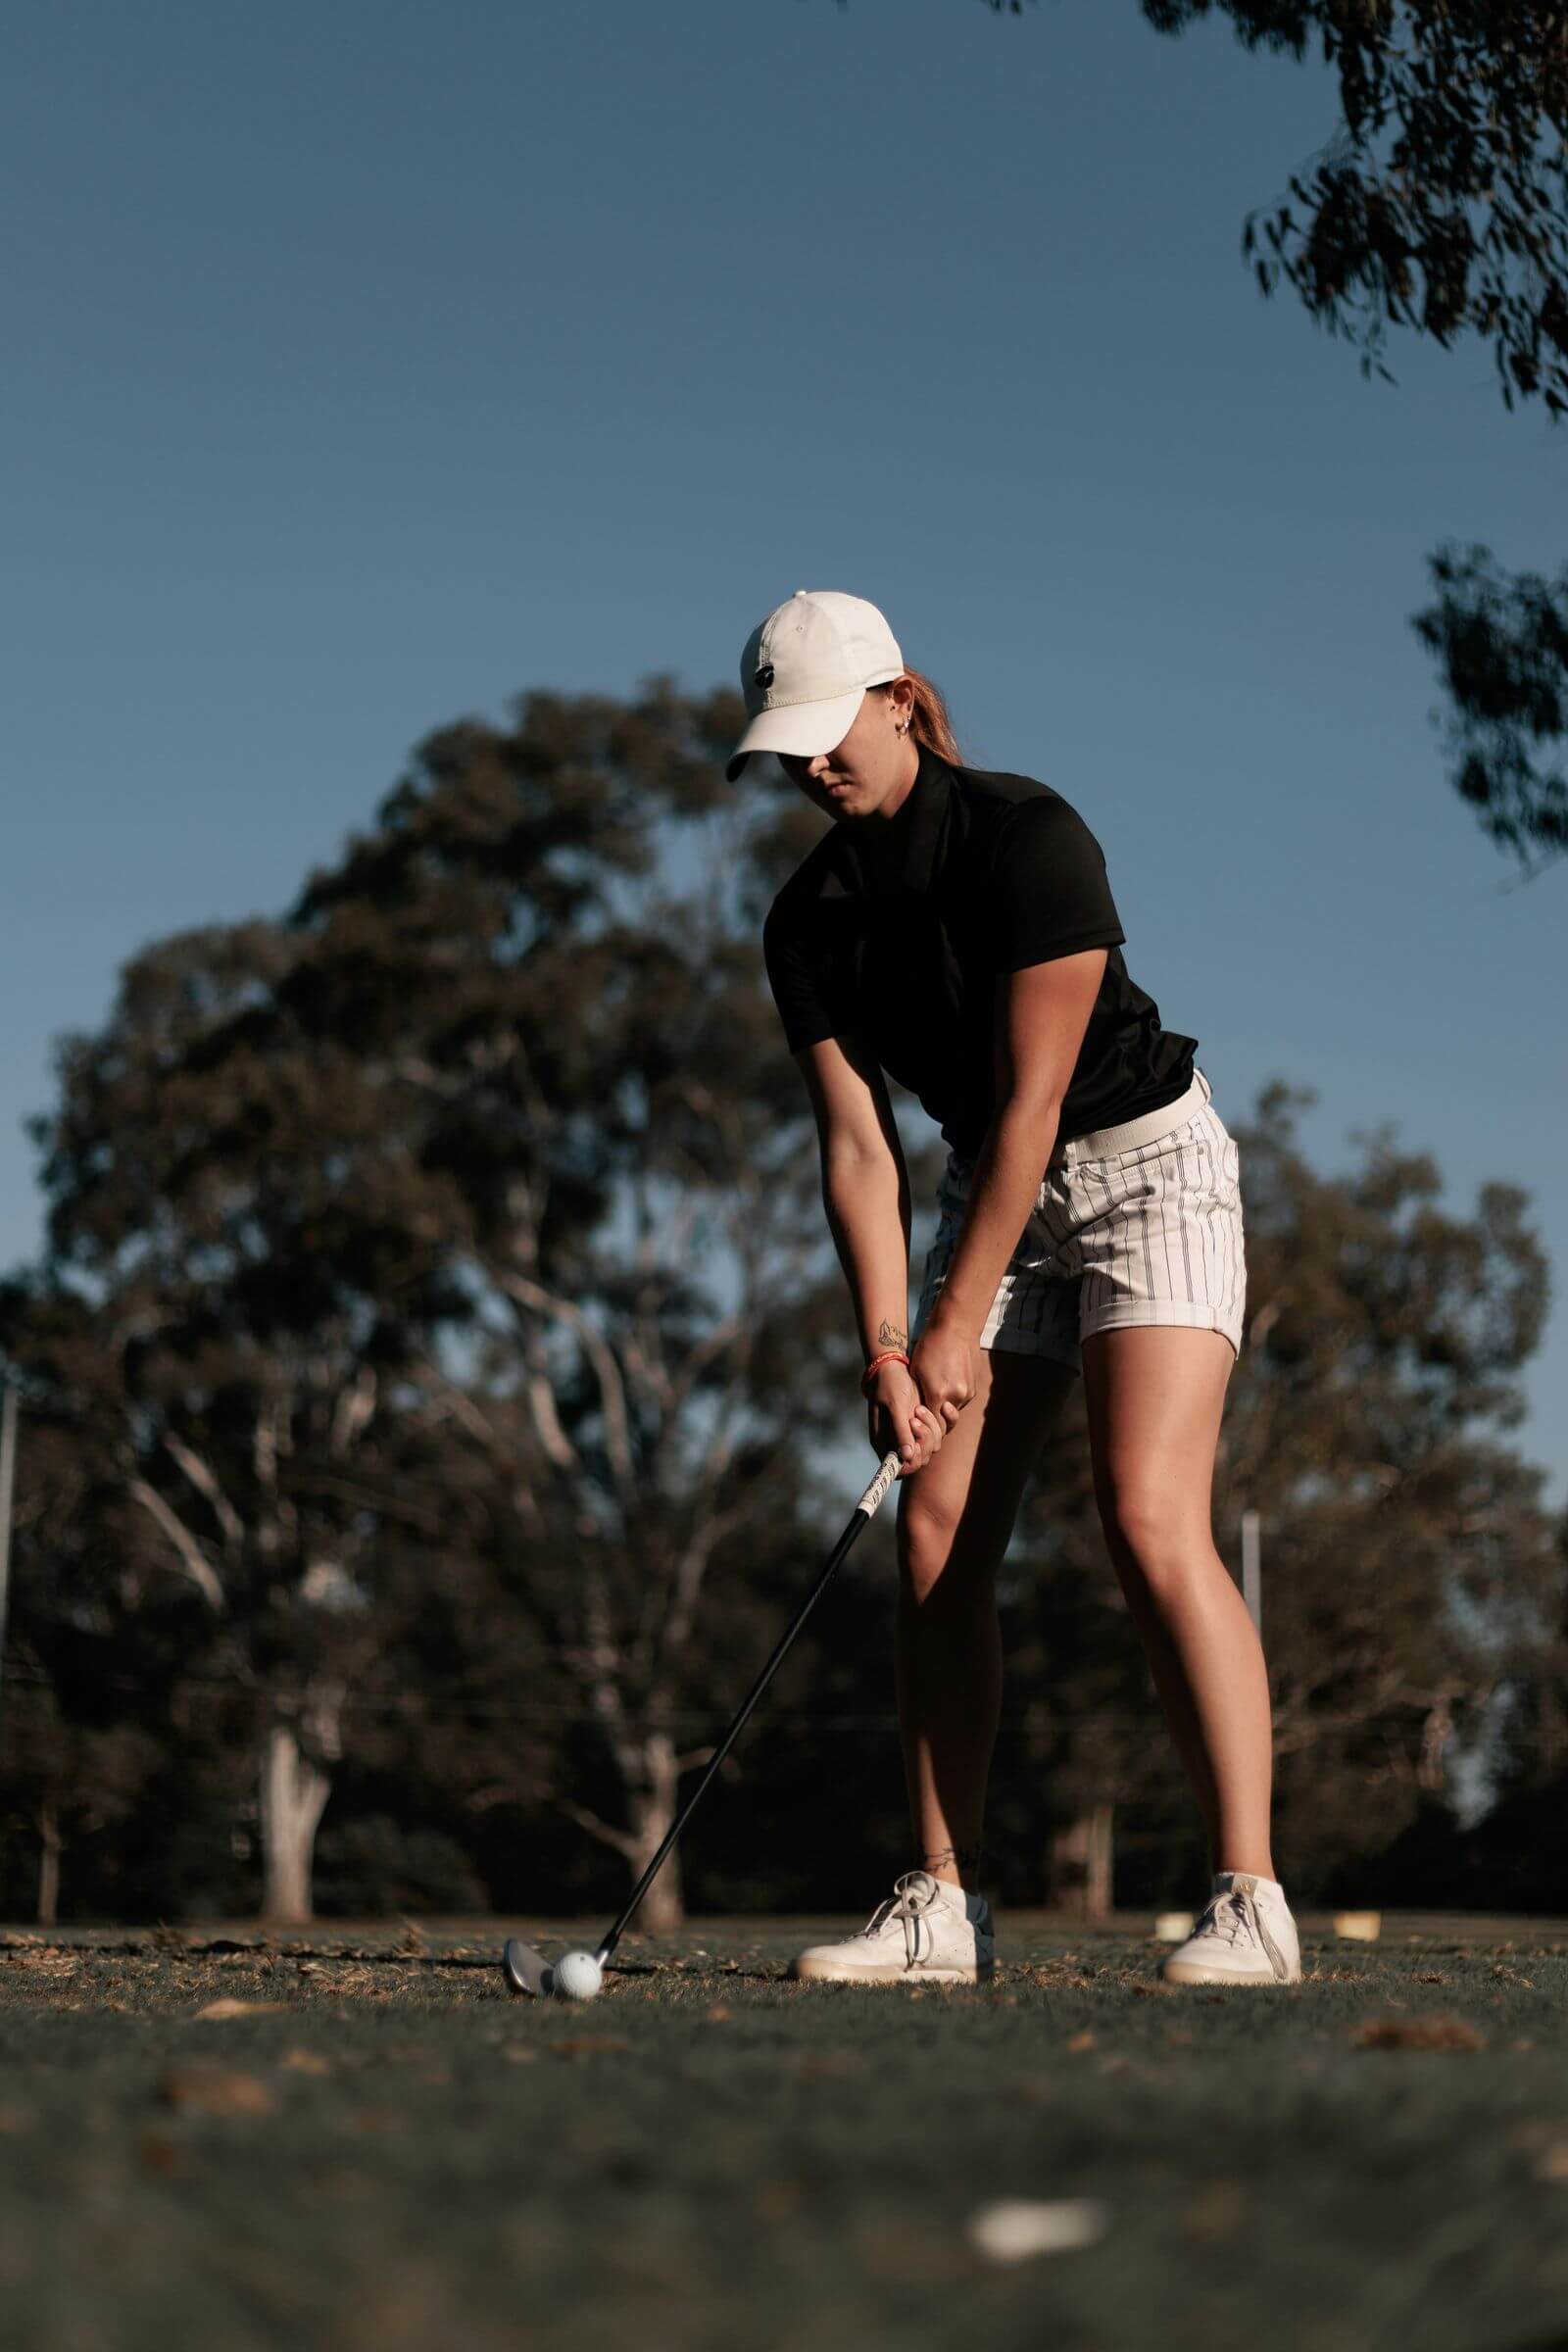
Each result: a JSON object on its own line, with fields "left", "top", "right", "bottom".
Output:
{"left": 877, "top": 1320, "right": 908, "bottom": 1352}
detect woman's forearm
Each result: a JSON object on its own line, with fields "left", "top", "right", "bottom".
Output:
{"left": 822, "top": 1148, "right": 912, "bottom": 1362}
{"left": 924, "top": 1097, "right": 1061, "bottom": 1340}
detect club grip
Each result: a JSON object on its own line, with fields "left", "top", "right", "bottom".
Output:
{"left": 855, "top": 1449, "right": 903, "bottom": 1519}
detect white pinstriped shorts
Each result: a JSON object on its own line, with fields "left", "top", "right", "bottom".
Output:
{"left": 911, "top": 1068, "right": 1247, "bottom": 1372}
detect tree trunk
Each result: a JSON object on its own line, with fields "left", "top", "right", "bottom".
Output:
{"left": 37, "top": 1799, "right": 61, "bottom": 1927}
{"left": 1049, "top": 1803, "right": 1115, "bottom": 1921}
{"left": 623, "top": 1730, "right": 684, "bottom": 1933}
{"left": 259, "top": 1724, "right": 332, "bottom": 1923}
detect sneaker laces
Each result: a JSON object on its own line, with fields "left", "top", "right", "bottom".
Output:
{"left": 855, "top": 1870, "right": 948, "bottom": 1968}
{"left": 1193, "top": 1883, "right": 1290, "bottom": 1978}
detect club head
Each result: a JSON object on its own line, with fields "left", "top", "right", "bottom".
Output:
{"left": 502, "top": 1938, "right": 554, "bottom": 1997}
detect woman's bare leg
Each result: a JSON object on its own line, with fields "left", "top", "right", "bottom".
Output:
{"left": 1082, "top": 1326, "right": 1274, "bottom": 1878}
{"left": 896, "top": 1348, "right": 1079, "bottom": 1889}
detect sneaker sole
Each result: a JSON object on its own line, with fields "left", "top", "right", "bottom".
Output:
{"left": 790, "top": 1956, "right": 997, "bottom": 1986}
{"left": 1160, "top": 1959, "right": 1300, "bottom": 1986}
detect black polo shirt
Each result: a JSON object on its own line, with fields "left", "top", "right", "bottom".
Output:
{"left": 761, "top": 745, "right": 1198, "bottom": 1159}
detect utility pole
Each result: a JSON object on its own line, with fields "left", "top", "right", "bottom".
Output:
{"left": 1240, "top": 1507, "right": 1261, "bottom": 1638}
{"left": 0, "top": 1379, "right": 16, "bottom": 1714}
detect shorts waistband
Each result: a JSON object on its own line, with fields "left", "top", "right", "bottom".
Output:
{"left": 1056, "top": 1068, "right": 1212, "bottom": 1163}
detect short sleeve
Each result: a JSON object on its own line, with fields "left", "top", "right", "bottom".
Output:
{"left": 762, "top": 892, "right": 852, "bottom": 1054}
{"left": 984, "top": 797, "right": 1126, "bottom": 973}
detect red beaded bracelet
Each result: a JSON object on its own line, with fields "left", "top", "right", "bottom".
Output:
{"left": 860, "top": 1349, "right": 910, "bottom": 1397}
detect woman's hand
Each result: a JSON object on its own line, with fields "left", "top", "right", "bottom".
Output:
{"left": 866, "top": 1362, "right": 946, "bottom": 1479}
{"left": 908, "top": 1312, "right": 982, "bottom": 1432}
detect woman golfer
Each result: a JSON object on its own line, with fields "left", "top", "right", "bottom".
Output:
{"left": 728, "top": 588, "right": 1299, "bottom": 1989}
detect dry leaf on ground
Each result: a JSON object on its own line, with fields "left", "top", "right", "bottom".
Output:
{"left": 1184, "top": 2182, "right": 1246, "bottom": 2243}
{"left": 1351, "top": 2014, "right": 1486, "bottom": 2053}
{"left": 7, "top": 1950, "right": 77, "bottom": 1978}
{"left": 158, "top": 2064, "right": 277, "bottom": 2117}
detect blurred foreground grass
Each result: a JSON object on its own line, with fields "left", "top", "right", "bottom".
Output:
{"left": 2, "top": 1913, "right": 1566, "bottom": 2352}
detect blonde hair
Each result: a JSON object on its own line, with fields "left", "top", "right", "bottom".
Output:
{"left": 871, "top": 667, "right": 961, "bottom": 764}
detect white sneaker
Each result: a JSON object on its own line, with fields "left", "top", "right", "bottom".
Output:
{"left": 790, "top": 1870, "right": 996, "bottom": 1985}
{"left": 1160, "top": 1871, "right": 1301, "bottom": 1986}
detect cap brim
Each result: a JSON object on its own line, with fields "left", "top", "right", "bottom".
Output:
{"left": 724, "top": 686, "right": 866, "bottom": 783}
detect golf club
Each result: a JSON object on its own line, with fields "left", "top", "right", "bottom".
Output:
{"left": 503, "top": 1446, "right": 903, "bottom": 1997}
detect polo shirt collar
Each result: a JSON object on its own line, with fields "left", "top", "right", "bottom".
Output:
{"left": 851, "top": 743, "right": 954, "bottom": 896}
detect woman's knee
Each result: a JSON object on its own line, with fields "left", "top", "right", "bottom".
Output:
{"left": 897, "top": 1484, "right": 996, "bottom": 1605}
{"left": 1096, "top": 1484, "right": 1214, "bottom": 1607}
{"left": 899, "top": 1483, "right": 956, "bottom": 1596}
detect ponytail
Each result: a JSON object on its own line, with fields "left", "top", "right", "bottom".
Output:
{"left": 872, "top": 667, "right": 962, "bottom": 765}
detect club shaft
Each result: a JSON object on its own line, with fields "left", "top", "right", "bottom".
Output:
{"left": 597, "top": 1451, "right": 900, "bottom": 1963}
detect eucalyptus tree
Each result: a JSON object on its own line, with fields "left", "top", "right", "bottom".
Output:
{"left": 270, "top": 678, "right": 865, "bottom": 1925}
{"left": 1413, "top": 543, "right": 1568, "bottom": 876}
{"left": 1, "top": 680, "right": 857, "bottom": 1925}
{"left": 1, "top": 915, "right": 455, "bottom": 1920}
{"left": 976, "top": 1, "right": 1568, "bottom": 868}
{"left": 983, "top": 1, "right": 1568, "bottom": 412}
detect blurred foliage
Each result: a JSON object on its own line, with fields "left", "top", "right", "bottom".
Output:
{"left": 0, "top": 678, "right": 901, "bottom": 1924}
{"left": 976, "top": 5, "right": 1568, "bottom": 866}
{"left": 985, "top": 1, "right": 1568, "bottom": 414}
{"left": 1413, "top": 542, "right": 1568, "bottom": 875}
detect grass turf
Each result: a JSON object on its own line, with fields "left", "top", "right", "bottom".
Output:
{"left": 2, "top": 1915, "right": 1566, "bottom": 2352}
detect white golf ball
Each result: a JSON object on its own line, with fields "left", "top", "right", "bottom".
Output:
{"left": 552, "top": 1949, "right": 604, "bottom": 2001}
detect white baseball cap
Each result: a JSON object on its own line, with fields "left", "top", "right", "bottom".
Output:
{"left": 725, "top": 589, "right": 905, "bottom": 782}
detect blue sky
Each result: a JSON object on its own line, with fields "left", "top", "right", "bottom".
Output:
{"left": 4, "top": 0, "right": 1563, "bottom": 1511}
